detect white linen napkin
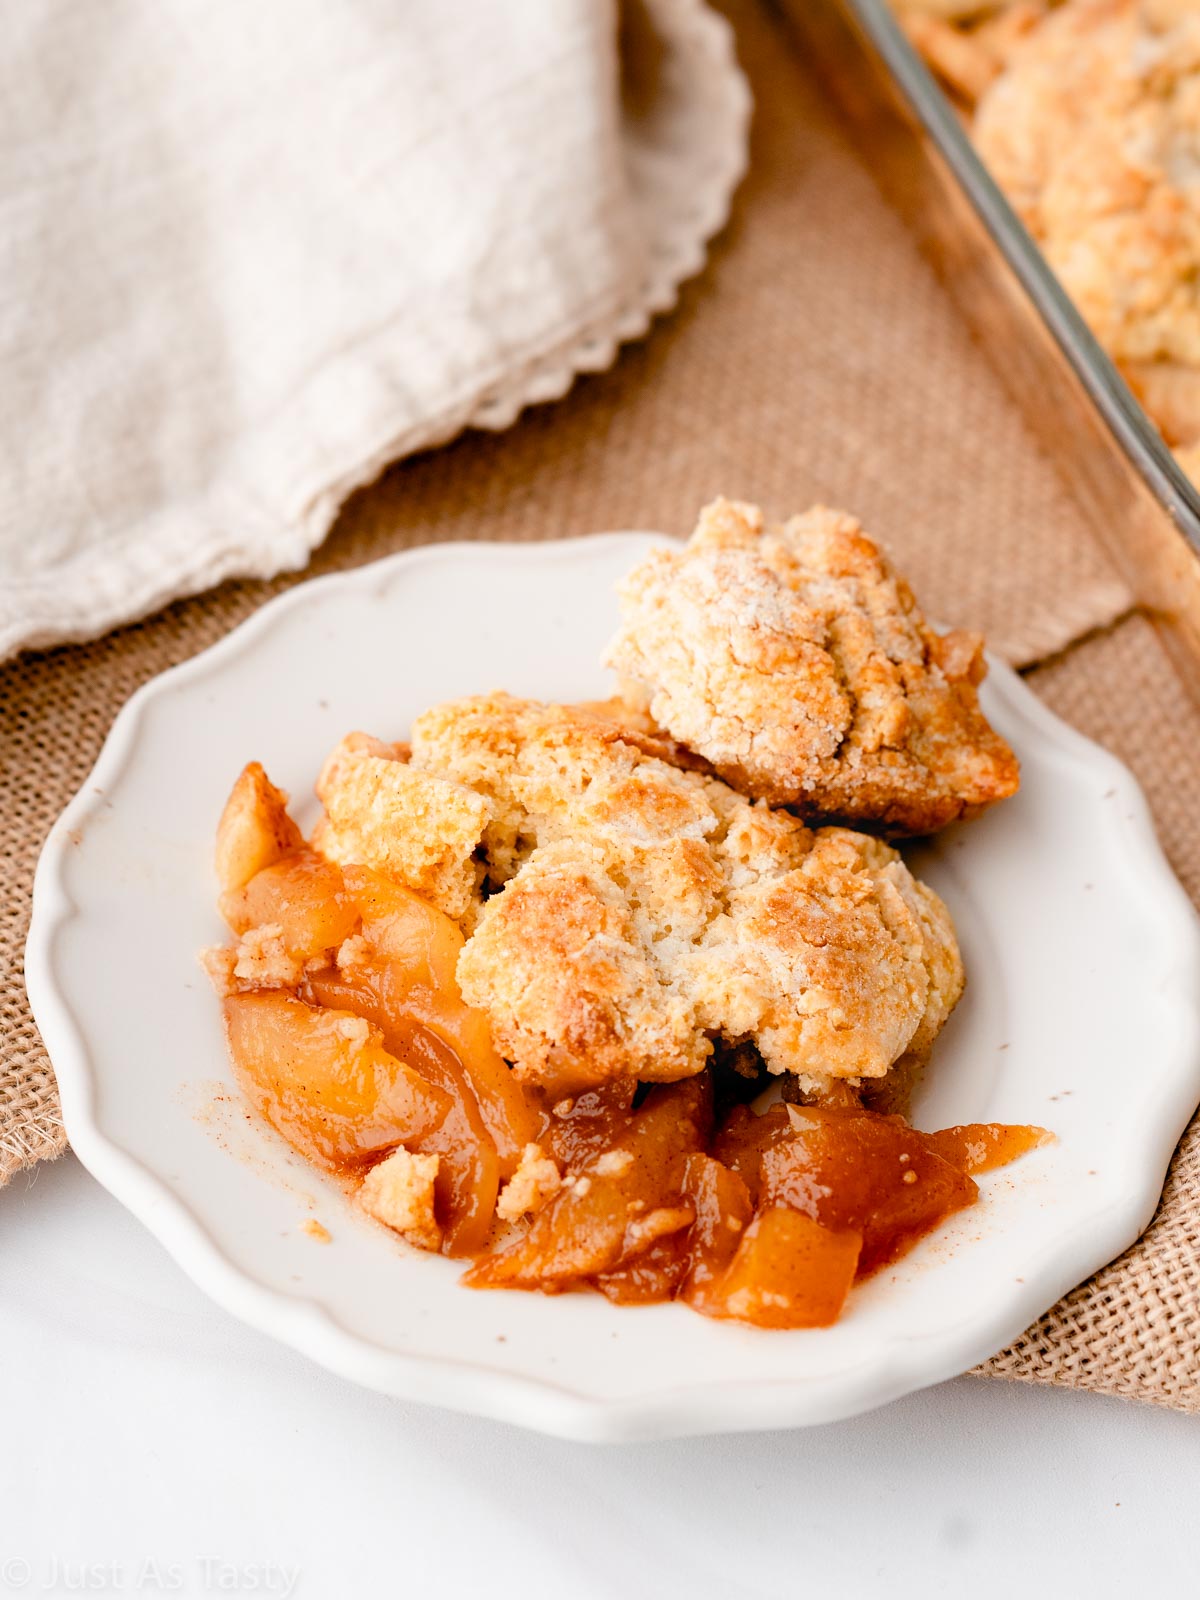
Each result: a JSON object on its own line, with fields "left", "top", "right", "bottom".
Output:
{"left": 0, "top": 0, "right": 748, "bottom": 658}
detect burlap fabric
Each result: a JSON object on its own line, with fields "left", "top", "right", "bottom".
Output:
{"left": 985, "top": 616, "right": 1200, "bottom": 1408}
{"left": 2, "top": 1, "right": 1194, "bottom": 1407}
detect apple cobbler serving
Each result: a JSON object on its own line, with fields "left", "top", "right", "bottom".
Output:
{"left": 202, "top": 501, "right": 1047, "bottom": 1329}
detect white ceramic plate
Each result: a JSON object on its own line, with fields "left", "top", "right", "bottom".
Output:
{"left": 26, "top": 535, "right": 1200, "bottom": 1441}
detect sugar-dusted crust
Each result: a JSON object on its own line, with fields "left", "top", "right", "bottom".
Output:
{"left": 974, "top": 0, "right": 1200, "bottom": 381}
{"left": 409, "top": 694, "right": 964, "bottom": 1093}
{"left": 458, "top": 836, "right": 717, "bottom": 1088}
{"left": 604, "top": 499, "right": 1019, "bottom": 834}
{"left": 691, "top": 827, "right": 964, "bottom": 1084}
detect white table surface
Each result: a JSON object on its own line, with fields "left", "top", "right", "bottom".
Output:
{"left": 3, "top": 1152, "right": 1195, "bottom": 1600}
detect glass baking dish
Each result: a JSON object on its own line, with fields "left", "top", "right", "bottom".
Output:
{"left": 776, "top": 0, "right": 1200, "bottom": 700}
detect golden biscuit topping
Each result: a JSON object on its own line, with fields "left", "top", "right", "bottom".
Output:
{"left": 399, "top": 692, "right": 966, "bottom": 1094}
{"left": 605, "top": 499, "right": 1019, "bottom": 833}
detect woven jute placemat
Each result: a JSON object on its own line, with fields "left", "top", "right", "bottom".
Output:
{"left": 4, "top": 0, "right": 1195, "bottom": 1408}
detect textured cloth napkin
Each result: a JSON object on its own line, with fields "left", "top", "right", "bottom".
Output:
{"left": 5, "top": 0, "right": 1200, "bottom": 1414}
{"left": 0, "top": 0, "right": 747, "bottom": 658}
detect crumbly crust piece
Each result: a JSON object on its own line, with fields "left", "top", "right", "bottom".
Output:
{"left": 199, "top": 944, "right": 241, "bottom": 998}
{"left": 412, "top": 694, "right": 963, "bottom": 1092}
{"left": 496, "top": 1143, "right": 563, "bottom": 1221}
{"left": 358, "top": 1148, "right": 442, "bottom": 1252}
{"left": 199, "top": 926, "right": 322, "bottom": 995}
{"left": 604, "top": 499, "right": 1018, "bottom": 833}
{"left": 314, "top": 741, "right": 489, "bottom": 921}
{"left": 228, "top": 923, "right": 306, "bottom": 989}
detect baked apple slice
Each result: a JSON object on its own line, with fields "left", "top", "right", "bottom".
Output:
{"left": 342, "top": 866, "right": 537, "bottom": 1167}
{"left": 302, "top": 969, "right": 501, "bottom": 1255}
{"left": 758, "top": 1106, "right": 979, "bottom": 1275}
{"left": 223, "top": 992, "right": 450, "bottom": 1170}
{"left": 678, "top": 1152, "right": 754, "bottom": 1306}
{"left": 221, "top": 850, "right": 359, "bottom": 964}
{"left": 463, "top": 1076, "right": 710, "bottom": 1291}
{"left": 595, "top": 1149, "right": 753, "bottom": 1306}
{"left": 214, "top": 763, "right": 304, "bottom": 896}
{"left": 923, "top": 1123, "right": 1052, "bottom": 1175}
{"left": 592, "top": 1235, "right": 691, "bottom": 1304}
{"left": 693, "top": 1209, "right": 863, "bottom": 1329}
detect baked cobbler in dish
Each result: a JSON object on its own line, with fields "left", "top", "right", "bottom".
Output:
{"left": 898, "top": 0, "right": 1200, "bottom": 472}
